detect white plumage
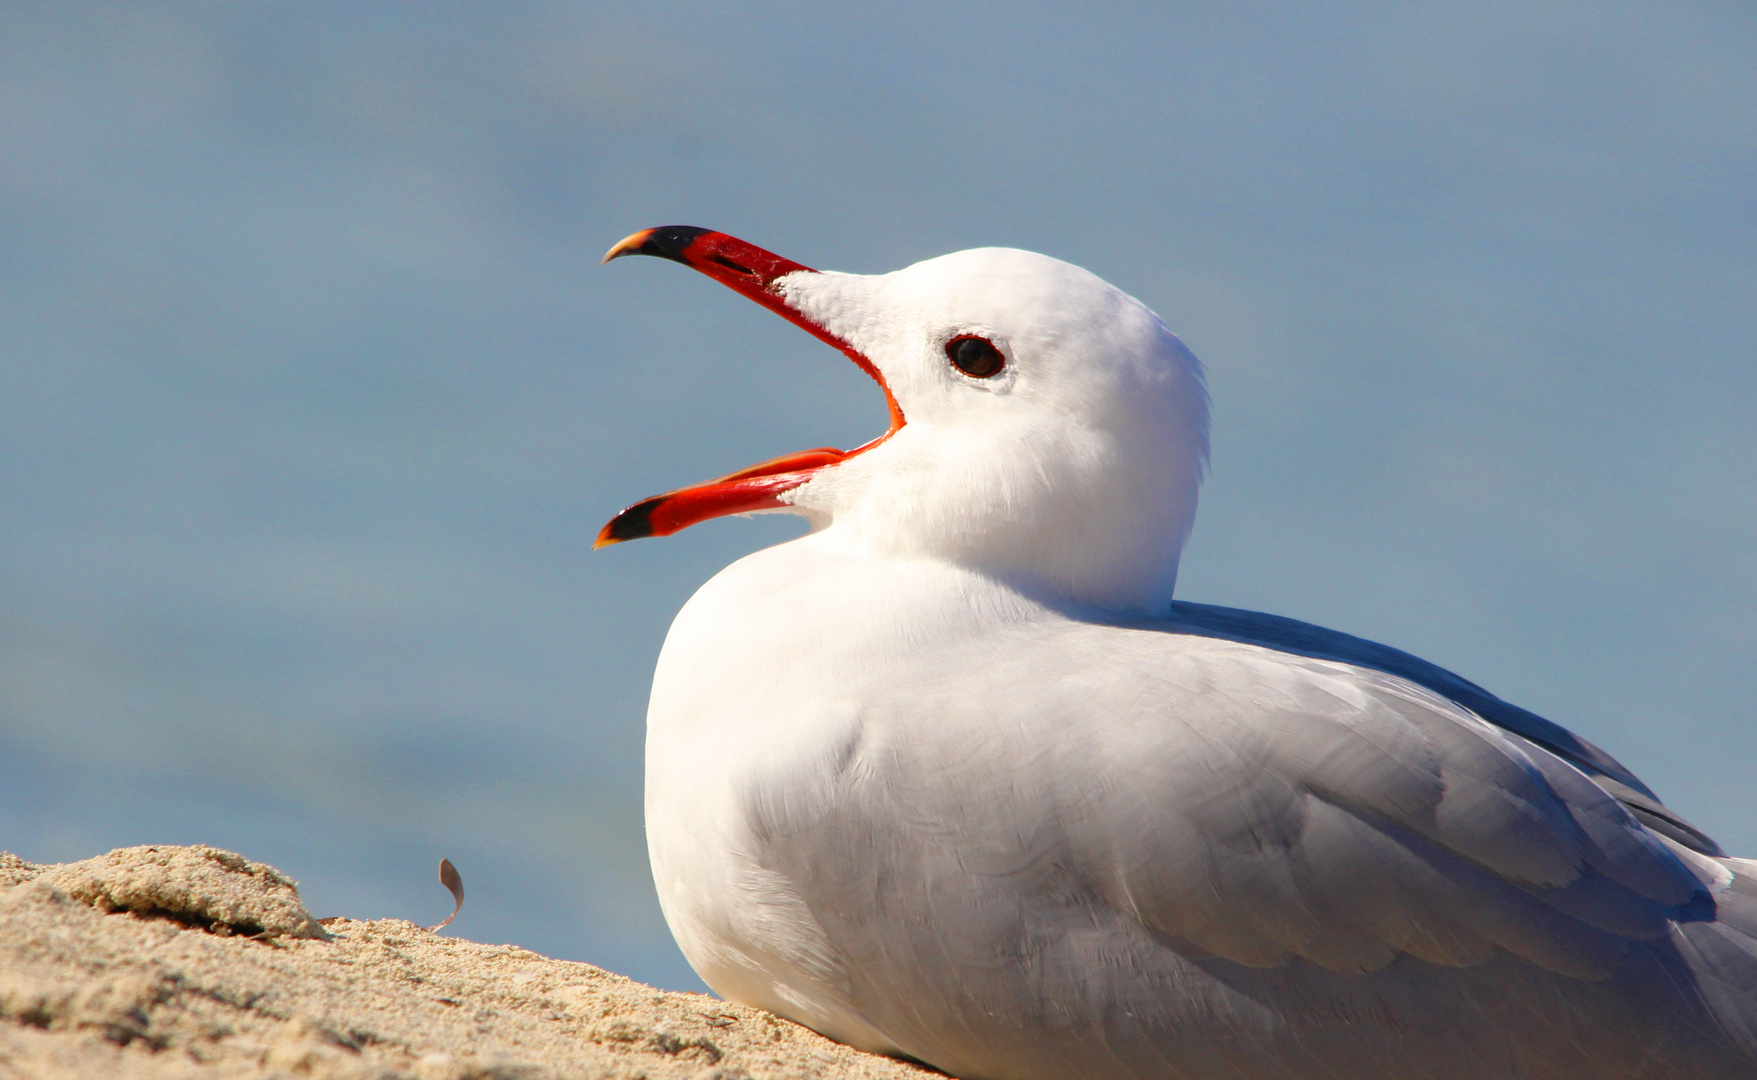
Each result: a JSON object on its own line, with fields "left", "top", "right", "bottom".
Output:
{"left": 602, "top": 228, "right": 1757, "bottom": 1079}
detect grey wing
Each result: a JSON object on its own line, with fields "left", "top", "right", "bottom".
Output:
{"left": 1161, "top": 599, "right": 1726, "bottom": 855}
{"left": 742, "top": 632, "right": 1757, "bottom": 1080}
{"left": 1053, "top": 640, "right": 1757, "bottom": 1075}
{"left": 1064, "top": 649, "right": 1685, "bottom": 972}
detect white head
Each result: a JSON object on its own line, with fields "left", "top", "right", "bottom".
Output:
{"left": 599, "top": 229, "right": 1209, "bottom": 615}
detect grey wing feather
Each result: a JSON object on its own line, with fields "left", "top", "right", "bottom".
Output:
{"left": 1160, "top": 600, "right": 1726, "bottom": 855}
{"left": 1059, "top": 633, "right": 1757, "bottom": 1068}
{"left": 1056, "top": 647, "right": 1701, "bottom": 981}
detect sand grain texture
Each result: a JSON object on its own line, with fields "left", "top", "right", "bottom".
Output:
{"left": 0, "top": 846, "right": 934, "bottom": 1080}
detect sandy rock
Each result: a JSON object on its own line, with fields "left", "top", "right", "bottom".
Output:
{"left": 0, "top": 845, "right": 931, "bottom": 1080}
{"left": 0, "top": 853, "right": 41, "bottom": 889}
{"left": 32, "top": 844, "right": 326, "bottom": 941}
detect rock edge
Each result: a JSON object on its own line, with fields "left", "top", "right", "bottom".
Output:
{"left": 0, "top": 845, "right": 931, "bottom": 1080}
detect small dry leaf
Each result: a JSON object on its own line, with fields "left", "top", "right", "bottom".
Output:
{"left": 428, "top": 858, "right": 464, "bottom": 932}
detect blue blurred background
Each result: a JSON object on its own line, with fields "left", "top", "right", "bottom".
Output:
{"left": 1, "top": 2, "right": 1752, "bottom": 991}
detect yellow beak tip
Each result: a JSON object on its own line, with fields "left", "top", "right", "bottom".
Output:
{"left": 601, "top": 229, "right": 654, "bottom": 264}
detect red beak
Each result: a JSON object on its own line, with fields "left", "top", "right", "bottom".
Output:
{"left": 595, "top": 227, "right": 904, "bottom": 547}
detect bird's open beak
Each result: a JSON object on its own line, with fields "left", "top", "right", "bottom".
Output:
{"left": 595, "top": 227, "right": 904, "bottom": 547}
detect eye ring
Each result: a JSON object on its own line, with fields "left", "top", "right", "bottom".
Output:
{"left": 945, "top": 335, "right": 1006, "bottom": 379}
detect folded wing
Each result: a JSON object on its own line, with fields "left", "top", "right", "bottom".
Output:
{"left": 1055, "top": 640, "right": 1715, "bottom": 979}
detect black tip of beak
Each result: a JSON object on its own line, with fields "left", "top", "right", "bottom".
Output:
{"left": 593, "top": 495, "right": 662, "bottom": 548}
{"left": 602, "top": 226, "right": 712, "bottom": 265}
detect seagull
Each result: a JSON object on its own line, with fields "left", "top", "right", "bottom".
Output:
{"left": 597, "top": 226, "right": 1757, "bottom": 1080}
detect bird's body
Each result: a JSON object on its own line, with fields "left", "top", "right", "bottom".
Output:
{"left": 647, "top": 534, "right": 1757, "bottom": 1079}
{"left": 602, "top": 227, "right": 1757, "bottom": 1079}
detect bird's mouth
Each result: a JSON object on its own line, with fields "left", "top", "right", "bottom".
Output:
{"left": 594, "top": 227, "right": 904, "bottom": 547}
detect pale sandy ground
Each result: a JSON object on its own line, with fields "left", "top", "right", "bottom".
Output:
{"left": 0, "top": 846, "right": 934, "bottom": 1080}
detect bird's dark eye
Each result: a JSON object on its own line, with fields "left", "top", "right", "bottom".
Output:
{"left": 946, "top": 335, "right": 1005, "bottom": 378}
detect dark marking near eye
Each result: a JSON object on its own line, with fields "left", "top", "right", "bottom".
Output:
{"left": 946, "top": 335, "right": 1006, "bottom": 378}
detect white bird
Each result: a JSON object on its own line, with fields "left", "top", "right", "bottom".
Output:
{"left": 598, "top": 226, "right": 1757, "bottom": 1080}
